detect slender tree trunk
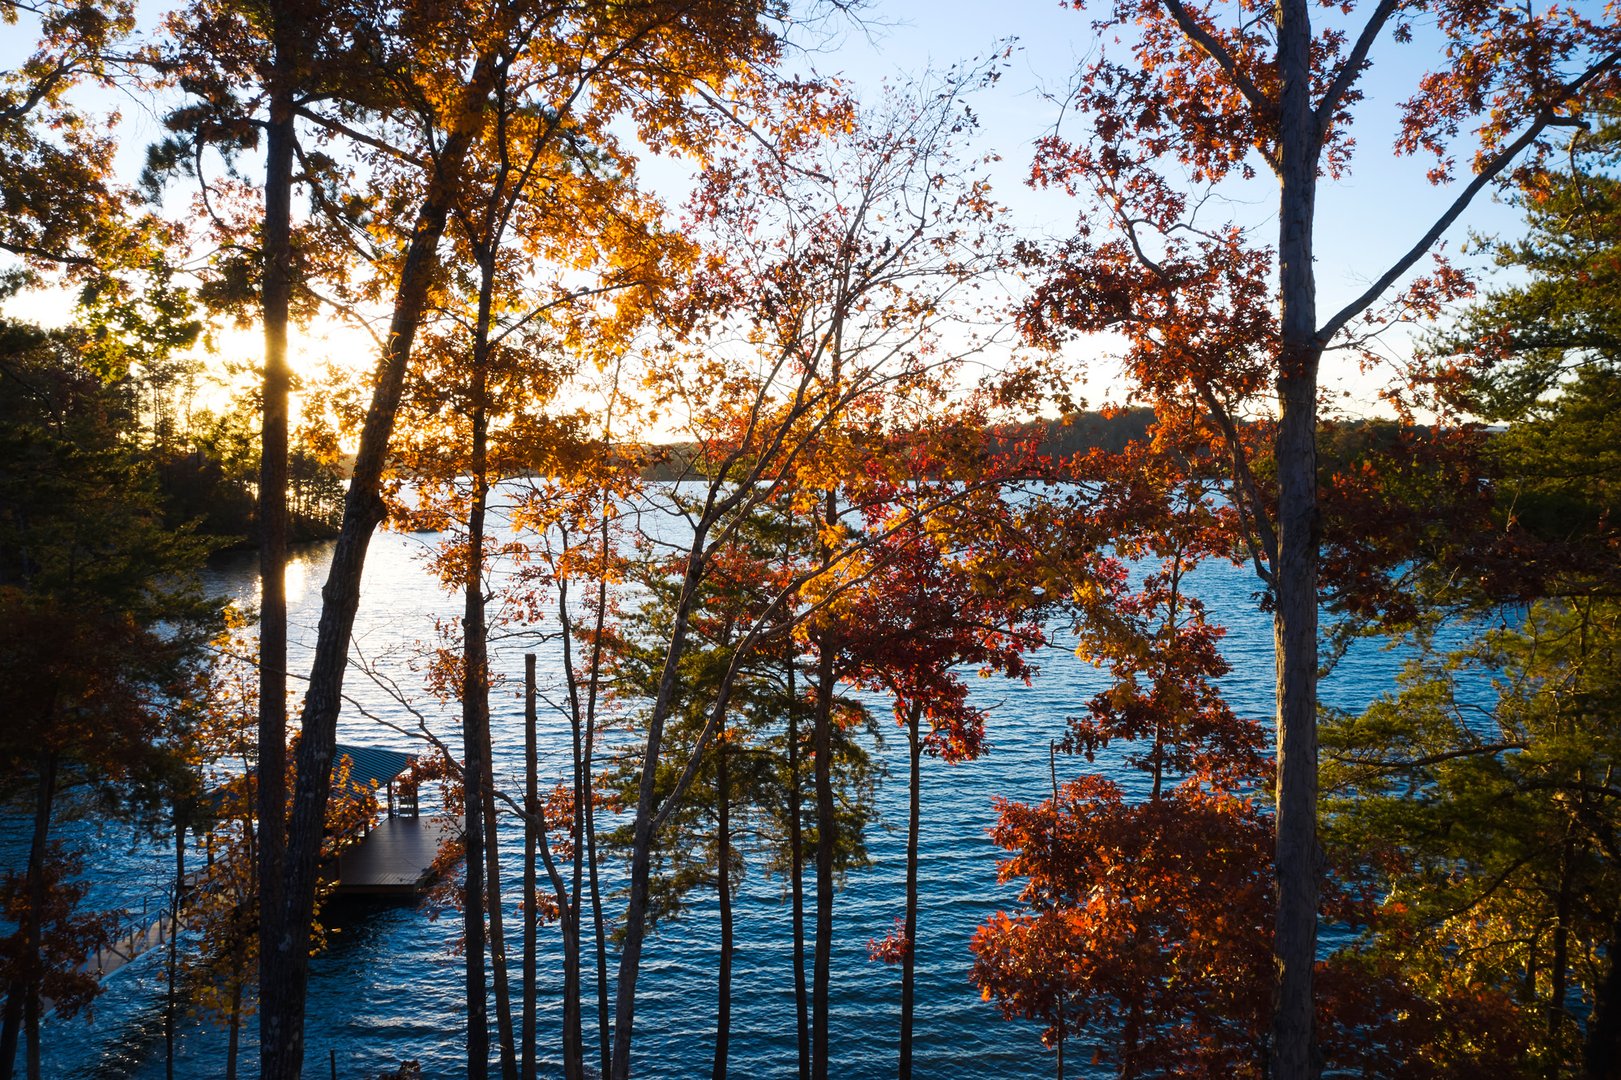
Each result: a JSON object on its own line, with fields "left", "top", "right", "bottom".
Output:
{"left": 259, "top": 49, "right": 501, "bottom": 1080}
{"left": 1269, "top": 3, "right": 1322, "bottom": 1078}
{"left": 523, "top": 655, "right": 538, "bottom": 1080}
{"left": 610, "top": 744, "right": 666, "bottom": 1079}
{"left": 588, "top": 801, "right": 609, "bottom": 1079}
{"left": 554, "top": 564, "right": 593, "bottom": 1076}
{"left": 19, "top": 754, "right": 56, "bottom": 1080}
{"left": 533, "top": 790, "right": 584, "bottom": 1080}
{"left": 483, "top": 730, "right": 518, "bottom": 1080}
{"left": 257, "top": 4, "right": 295, "bottom": 1068}
{"left": 1585, "top": 916, "right": 1621, "bottom": 1079}
{"left": 226, "top": 960, "right": 242, "bottom": 1080}
{"left": 462, "top": 262, "right": 498, "bottom": 1080}
{"left": 788, "top": 662, "right": 810, "bottom": 1080}
{"left": 1550, "top": 835, "right": 1575, "bottom": 1068}
{"left": 560, "top": 505, "right": 609, "bottom": 1076}
{"left": 166, "top": 816, "right": 185, "bottom": 1080}
{"left": 611, "top": 542, "right": 715, "bottom": 1080}
{"left": 0, "top": 986, "right": 19, "bottom": 1080}
{"left": 812, "top": 491, "right": 838, "bottom": 1080}
{"left": 713, "top": 737, "right": 733, "bottom": 1080}
{"left": 587, "top": 514, "right": 613, "bottom": 1080}
{"left": 899, "top": 701, "right": 922, "bottom": 1080}
{"left": 554, "top": 584, "right": 585, "bottom": 1080}
{"left": 462, "top": 656, "right": 491, "bottom": 1080}
{"left": 563, "top": 655, "right": 585, "bottom": 1079}
{"left": 523, "top": 605, "right": 583, "bottom": 1080}
{"left": 466, "top": 345, "right": 515, "bottom": 1076}
{"left": 558, "top": 908, "right": 584, "bottom": 1080}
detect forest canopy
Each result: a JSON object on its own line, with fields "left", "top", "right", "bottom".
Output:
{"left": 1, "top": 2, "right": 1619, "bottom": 1079}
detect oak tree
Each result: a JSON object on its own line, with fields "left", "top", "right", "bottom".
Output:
{"left": 1026, "top": 5, "right": 1621, "bottom": 1072}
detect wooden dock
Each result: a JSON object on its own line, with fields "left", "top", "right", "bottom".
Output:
{"left": 58, "top": 744, "right": 458, "bottom": 1000}
{"left": 334, "top": 814, "right": 462, "bottom": 897}
{"left": 83, "top": 915, "right": 176, "bottom": 982}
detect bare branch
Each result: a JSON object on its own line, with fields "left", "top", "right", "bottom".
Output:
{"left": 1314, "top": 0, "right": 1398, "bottom": 144}
{"left": 1327, "top": 742, "right": 1526, "bottom": 771}
{"left": 1317, "top": 50, "right": 1621, "bottom": 346}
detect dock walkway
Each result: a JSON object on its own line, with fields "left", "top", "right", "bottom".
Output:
{"left": 334, "top": 814, "right": 461, "bottom": 897}
{"left": 66, "top": 743, "right": 459, "bottom": 997}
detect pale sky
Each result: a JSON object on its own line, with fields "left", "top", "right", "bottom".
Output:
{"left": 2, "top": 0, "right": 1551, "bottom": 419}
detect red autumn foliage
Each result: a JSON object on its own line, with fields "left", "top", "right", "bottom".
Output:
{"left": 867, "top": 918, "right": 910, "bottom": 965}
{"left": 972, "top": 778, "right": 1275, "bottom": 1074}
{"left": 971, "top": 457, "right": 1531, "bottom": 1075}
{"left": 0, "top": 845, "right": 118, "bottom": 1022}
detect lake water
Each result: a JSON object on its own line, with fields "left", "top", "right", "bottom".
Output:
{"left": 9, "top": 496, "right": 1434, "bottom": 1079}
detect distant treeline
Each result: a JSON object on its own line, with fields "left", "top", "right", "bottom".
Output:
{"left": 994, "top": 407, "right": 1158, "bottom": 461}
{"left": 635, "top": 409, "right": 1487, "bottom": 485}
{"left": 637, "top": 408, "right": 1160, "bottom": 480}
{"left": 159, "top": 446, "right": 347, "bottom": 549}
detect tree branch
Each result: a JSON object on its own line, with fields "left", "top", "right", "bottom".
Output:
{"left": 1314, "top": 0, "right": 1398, "bottom": 144}
{"left": 1156, "top": 0, "right": 1270, "bottom": 116}
{"left": 1328, "top": 741, "right": 1526, "bottom": 771}
{"left": 1317, "top": 49, "right": 1621, "bottom": 346}
{"left": 1194, "top": 378, "right": 1277, "bottom": 582}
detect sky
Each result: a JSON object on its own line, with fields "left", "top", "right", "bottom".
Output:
{"left": 823, "top": 0, "right": 1539, "bottom": 414}
{"left": 1, "top": 0, "right": 1553, "bottom": 420}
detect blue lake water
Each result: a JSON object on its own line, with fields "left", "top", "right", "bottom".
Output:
{"left": 6, "top": 495, "right": 1441, "bottom": 1079}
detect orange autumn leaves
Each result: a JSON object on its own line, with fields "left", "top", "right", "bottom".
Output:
{"left": 967, "top": 435, "right": 1534, "bottom": 1076}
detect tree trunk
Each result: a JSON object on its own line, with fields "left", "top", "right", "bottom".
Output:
{"left": 533, "top": 613, "right": 585, "bottom": 1080}
{"left": 588, "top": 794, "right": 610, "bottom": 1080}
{"left": 899, "top": 701, "right": 922, "bottom": 1080}
{"left": 586, "top": 523, "right": 612, "bottom": 1080}
{"left": 256, "top": 3, "right": 295, "bottom": 1067}
{"left": 1269, "top": 3, "right": 1323, "bottom": 1075}
{"left": 166, "top": 816, "right": 185, "bottom": 1080}
{"left": 462, "top": 264, "right": 496, "bottom": 1080}
{"left": 523, "top": 655, "right": 538, "bottom": 1080}
{"left": 483, "top": 722, "right": 518, "bottom": 1080}
{"left": 467, "top": 333, "right": 516, "bottom": 1078}
{"left": 713, "top": 737, "right": 733, "bottom": 1080}
{"left": 557, "top": 894, "right": 584, "bottom": 1080}
{"left": 611, "top": 538, "right": 715, "bottom": 1079}
{"left": 788, "top": 661, "right": 810, "bottom": 1080}
{"left": 587, "top": 714, "right": 610, "bottom": 1080}
{"left": 812, "top": 491, "right": 838, "bottom": 1080}
{"left": 258, "top": 49, "right": 500, "bottom": 1080}
{"left": 1269, "top": 292, "right": 1323, "bottom": 1080}
{"left": 462, "top": 661, "right": 490, "bottom": 1080}
{"left": 557, "top": 590, "right": 586, "bottom": 1080}
{"left": 609, "top": 749, "right": 663, "bottom": 1080}
{"left": 1585, "top": 916, "right": 1621, "bottom": 1079}
{"left": 19, "top": 754, "right": 56, "bottom": 1080}
{"left": 226, "top": 960, "right": 242, "bottom": 1080}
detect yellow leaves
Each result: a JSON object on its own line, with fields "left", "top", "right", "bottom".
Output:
{"left": 1072, "top": 577, "right": 1108, "bottom": 610}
